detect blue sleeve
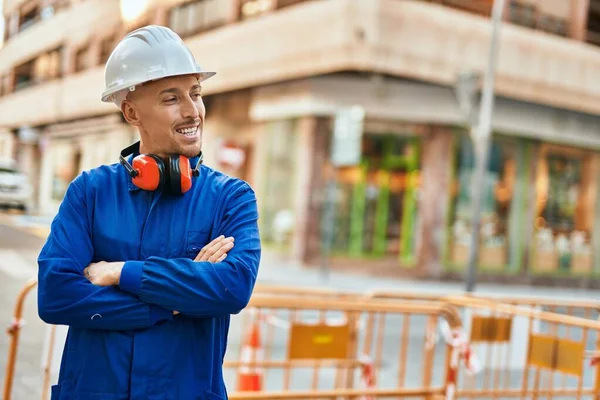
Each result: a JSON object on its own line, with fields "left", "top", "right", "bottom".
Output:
{"left": 118, "top": 181, "right": 261, "bottom": 317}
{"left": 37, "top": 175, "right": 173, "bottom": 330}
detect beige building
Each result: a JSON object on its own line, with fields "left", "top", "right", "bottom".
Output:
{"left": 2, "top": 0, "right": 600, "bottom": 285}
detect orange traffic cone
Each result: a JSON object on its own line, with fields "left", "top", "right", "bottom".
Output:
{"left": 237, "top": 321, "right": 263, "bottom": 391}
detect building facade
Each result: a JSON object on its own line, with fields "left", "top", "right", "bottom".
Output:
{"left": 2, "top": 0, "right": 600, "bottom": 285}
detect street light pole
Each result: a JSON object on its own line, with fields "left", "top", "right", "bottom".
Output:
{"left": 465, "top": 0, "right": 506, "bottom": 293}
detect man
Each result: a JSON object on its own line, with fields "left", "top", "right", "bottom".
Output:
{"left": 37, "top": 25, "right": 261, "bottom": 399}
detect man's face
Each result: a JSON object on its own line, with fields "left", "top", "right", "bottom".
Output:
{"left": 122, "top": 74, "right": 205, "bottom": 158}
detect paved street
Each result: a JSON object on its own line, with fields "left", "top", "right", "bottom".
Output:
{"left": 1, "top": 213, "right": 600, "bottom": 399}
{"left": 0, "top": 222, "right": 47, "bottom": 400}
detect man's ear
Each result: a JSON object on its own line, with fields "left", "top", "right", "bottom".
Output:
{"left": 121, "top": 100, "right": 141, "bottom": 127}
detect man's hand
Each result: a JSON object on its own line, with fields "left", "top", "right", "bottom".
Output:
{"left": 84, "top": 261, "right": 124, "bottom": 287}
{"left": 194, "top": 235, "right": 234, "bottom": 262}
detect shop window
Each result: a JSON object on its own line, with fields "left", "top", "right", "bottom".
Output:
{"left": 51, "top": 144, "right": 80, "bottom": 202}
{"left": 532, "top": 145, "right": 598, "bottom": 274}
{"left": 330, "top": 134, "right": 420, "bottom": 263}
{"left": 447, "top": 136, "right": 526, "bottom": 271}
{"left": 260, "top": 120, "right": 298, "bottom": 249}
{"left": 168, "top": 0, "right": 227, "bottom": 38}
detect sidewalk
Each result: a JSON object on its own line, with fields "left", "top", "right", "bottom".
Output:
{"left": 4, "top": 212, "right": 600, "bottom": 300}
{"left": 257, "top": 251, "right": 600, "bottom": 300}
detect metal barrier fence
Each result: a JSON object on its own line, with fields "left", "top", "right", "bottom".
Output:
{"left": 226, "top": 294, "right": 463, "bottom": 399}
{"left": 365, "top": 290, "right": 600, "bottom": 399}
{"left": 441, "top": 295, "right": 600, "bottom": 400}
{"left": 366, "top": 290, "right": 600, "bottom": 320}
{"left": 5, "top": 281, "right": 600, "bottom": 400}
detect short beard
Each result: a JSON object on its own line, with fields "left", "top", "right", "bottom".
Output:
{"left": 179, "top": 142, "right": 202, "bottom": 159}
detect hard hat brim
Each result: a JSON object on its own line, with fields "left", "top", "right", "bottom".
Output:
{"left": 101, "top": 71, "right": 216, "bottom": 103}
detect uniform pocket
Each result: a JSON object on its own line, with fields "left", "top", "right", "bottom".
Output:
{"left": 50, "top": 379, "right": 73, "bottom": 400}
{"left": 186, "top": 230, "right": 210, "bottom": 257}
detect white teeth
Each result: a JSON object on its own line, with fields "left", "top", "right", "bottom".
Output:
{"left": 176, "top": 127, "right": 197, "bottom": 136}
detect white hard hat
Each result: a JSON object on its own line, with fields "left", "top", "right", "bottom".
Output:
{"left": 101, "top": 25, "right": 216, "bottom": 106}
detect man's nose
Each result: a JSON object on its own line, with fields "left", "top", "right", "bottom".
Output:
{"left": 181, "top": 96, "right": 200, "bottom": 119}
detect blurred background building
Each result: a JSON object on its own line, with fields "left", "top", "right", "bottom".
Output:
{"left": 1, "top": 0, "right": 600, "bottom": 285}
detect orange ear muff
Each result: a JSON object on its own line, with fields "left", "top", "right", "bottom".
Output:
{"left": 179, "top": 155, "right": 193, "bottom": 193}
{"left": 131, "top": 155, "right": 165, "bottom": 191}
{"left": 167, "top": 155, "right": 192, "bottom": 195}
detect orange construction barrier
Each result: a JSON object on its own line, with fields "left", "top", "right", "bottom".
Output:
{"left": 3, "top": 278, "right": 38, "bottom": 400}
{"left": 237, "top": 320, "right": 263, "bottom": 391}
{"left": 225, "top": 294, "right": 465, "bottom": 399}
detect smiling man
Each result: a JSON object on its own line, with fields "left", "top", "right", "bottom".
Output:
{"left": 36, "top": 25, "right": 261, "bottom": 400}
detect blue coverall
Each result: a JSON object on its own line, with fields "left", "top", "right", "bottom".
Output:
{"left": 37, "top": 154, "right": 261, "bottom": 400}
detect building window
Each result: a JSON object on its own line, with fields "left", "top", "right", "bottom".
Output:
{"left": 14, "top": 60, "right": 36, "bottom": 91}
{"left": 532, "top": 144, "right": 598, "bottom": 274}
{"left": 508, "top": 0, "right": 570, "bottom": 37}
{"left": 276, "top": 0, "right": 307, "bottom": 10}
{"left": 447, "top": 135, "right": 527, "bottom": 271}
{"left": 329, "top": 133, "right": 420, "bottom": 263}
{"left": 13, "top": 47, "right": 62, "bottom": 91}
{"left": 239, "top": 0, "right": 276, "bottom": 19}
{"left": 18, "top": 1, "right": 40, "bottom": 33}
{"left": 168, "top": 0, "right": 227, "bottom": 38}
{"left": 34, "top": 47, "right": 62, "bottom": 80}
{"left": 74, "top": 46, "right": 89, "bottom": 73}
{"left": 99, "top": 34, "right": 118, "bottom": 65}
{"left": 0, "top": 75, "right": 6, "bottom": 97}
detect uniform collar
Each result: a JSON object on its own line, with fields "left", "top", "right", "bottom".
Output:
{"left": 120, "top": 143, "right": 203, "bottom": 192}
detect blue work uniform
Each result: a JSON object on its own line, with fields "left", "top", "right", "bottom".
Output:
{"left": 37, "top": 154, "right": 261, "bottom": 400}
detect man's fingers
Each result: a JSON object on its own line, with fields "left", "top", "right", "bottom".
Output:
{"left": 207, "top": 236, "right": 233, "bottom": 255}
{"left": 208, "top": 241, "right": 234, "bottom": 263}
{"left": 195, "top": 235, "right": 224, "bottom": 261}
{"left": 194, "top": 236, "right": 234, "bottom": 262}
{"left": 216, "top": 253, "right": 228, "bottom": 263}
{"left": 195, "top": 235, "right": 225, "bottom": 260}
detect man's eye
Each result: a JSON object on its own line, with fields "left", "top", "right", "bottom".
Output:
{"left": 192, "top": 92, "right": 201, "bottom": 99}
{"left": 163, "top": 97, "right": 177, "bottom": 103}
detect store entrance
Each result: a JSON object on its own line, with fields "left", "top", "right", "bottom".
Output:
{"left": 332, "top": 134, "right": 420, "bottom": 264}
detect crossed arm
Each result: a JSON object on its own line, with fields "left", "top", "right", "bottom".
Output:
{"left": 82, "top": 235, "right": 235, "bottom": 315}
{"left": 37, "top": 175, "right": 261, "bottom": 330}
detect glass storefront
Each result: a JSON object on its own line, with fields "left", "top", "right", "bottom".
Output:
{"left": 330, "top": 133, "right": 420, "bottom": 264}
{"left": 532, "top": 144, "right": 599, "bottom": 274}
{"left": 49, "top": 143, "right": 80, "bottom": 202}
{"left": 259, "top": 120, "right": 298, "bottom": 250}
{"left": 446, "top": 135, "right": 528, "bottom": 271}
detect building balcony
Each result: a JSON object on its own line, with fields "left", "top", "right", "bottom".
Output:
{"left": 0, "top": 0, "right": 121, "bottom": 73}
{"left": 1, "top": 0, "right": 600, "bottom": 129}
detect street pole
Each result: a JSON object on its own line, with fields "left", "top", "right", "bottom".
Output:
{"left": 465, "top": 0, "right": 505, "bottom": 293}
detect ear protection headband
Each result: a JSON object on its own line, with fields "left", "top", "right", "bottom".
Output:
{"left": 119, "top": 142, "right": 202, "bottom": 195}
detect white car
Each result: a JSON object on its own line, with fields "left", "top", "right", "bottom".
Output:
{"left": 0, "top": 160, "right": 33, "bottom": 213}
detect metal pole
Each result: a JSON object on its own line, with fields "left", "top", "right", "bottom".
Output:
{"left": 465, "top": 0, "right": 506, "bottom": 293}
